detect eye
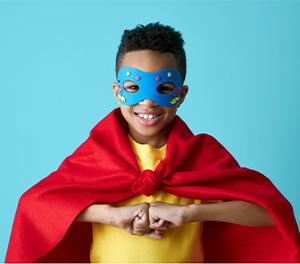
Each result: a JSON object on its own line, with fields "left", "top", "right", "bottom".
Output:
{"left": 124, "top": 81, "right": 139, "bottom": 93}
{"left": 157, "top": 82, "right": 174, "bottom": 94}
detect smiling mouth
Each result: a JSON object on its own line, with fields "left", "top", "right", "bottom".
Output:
{"left": 134, "top": 112, "right": 163, "bottom": 121}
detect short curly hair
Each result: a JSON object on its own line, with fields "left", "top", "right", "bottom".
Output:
{"left": 115, "top": 22, "right": 186, "bottom": 83}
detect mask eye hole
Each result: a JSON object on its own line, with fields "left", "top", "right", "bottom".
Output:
{"left": 124, "top": 81, "right": 139, "bottom": 93}
{"left": 157, "top": 82, "right": 174, "bottom": 94}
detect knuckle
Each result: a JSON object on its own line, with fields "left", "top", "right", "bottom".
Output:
{"left": 133, "top": 229, "right": 143, "bottom": 235}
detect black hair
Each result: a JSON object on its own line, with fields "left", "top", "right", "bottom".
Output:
{"left": 115, "top": 22, "right": 186, "bottom": 83}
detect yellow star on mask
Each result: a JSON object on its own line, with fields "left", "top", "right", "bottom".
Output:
{"left": 117, "top": 94, "right": 126, "bottom": 102}
{"left": 170, "top": 96, "right": 181, "bottom": 105}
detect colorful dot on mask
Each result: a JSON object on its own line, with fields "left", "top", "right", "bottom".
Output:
{"left": 136, "top": 75, "right": 141, "bottom": 81}
{"left": 117, "top": 86, "right": 122, "bottom": 93}
{"left": 126, "top": 71, "right": 131, "bottom": 76}
{"left": 117, "top": 93, "right": 126, "bottom": 102}
{"left": 173, "top": 88, "right": 180, "bottom": 96}
{"left": 167, "top": 72, "right": 172, "bottom": 77}
{"left": 155, "top": 75, "right": 161, "bottom": 81}
{"left": 170, "top": 96, "right": 181, "bottom": 105}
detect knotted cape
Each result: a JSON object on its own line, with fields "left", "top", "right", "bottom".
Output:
{"left": 5, "top": 107, "right": 300, "bottom": 262}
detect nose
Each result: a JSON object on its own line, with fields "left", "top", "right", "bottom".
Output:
{"left": 139, "top": 98, "right": 159, "bottom": 106}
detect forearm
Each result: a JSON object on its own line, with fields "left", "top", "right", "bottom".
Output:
{"left": 74, "top": 204, "right": 113, "bottom": 225}
{"left": 186, "top": 200, "right": 274, "bottom": 226}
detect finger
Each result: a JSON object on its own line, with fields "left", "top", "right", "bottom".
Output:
{"left": 132, "top": 228, "right": 150, "bottom": 236}
{"left": 144, "top": 230, "right": 164, "bottom": 240}
{"left": 137, "top": 209, "right": 146, "bottom": 219}
{"left": 150, "top": 218, "right": 171, "bottom": 230}
{"left": 149, "top": 211, "right": 160, "bottom": 226}
{"left": 132, "top": 217, "right": 150, "bottom": 235}
{"left": 124, "top": 225, "right": 134, "bottom": 235}
{"left": 150, "top": 225, "right": 169, "bottom": 230}
{"left": 133, "top": 216, "right": 145, "bottom": 226}
{"left": 133, "top": 216, "right": 149, "bottom": 231}
{"left": 137, "top": 206, "right": 150, "bottom": 224}
{"left": 149, "top": 218, "right": 166, "bottom": 229}
{"left": 132, "top": 220, "right": 150, "bottom": 232}
{"left": 136, "top": 214, "right": 148, "bottom": 225}
{"left": 155, "top": 229, "right": 164, "bottom": 235}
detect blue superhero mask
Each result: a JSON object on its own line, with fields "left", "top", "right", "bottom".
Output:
{"left": 116, "top": 66, "right": 183, "bottom": 107}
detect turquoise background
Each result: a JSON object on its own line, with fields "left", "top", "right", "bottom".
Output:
{"left": 0, "top": 0, "right": 299, "bottom": 260}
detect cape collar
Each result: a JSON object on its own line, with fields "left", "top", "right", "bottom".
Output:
{"left": 91, "top": 107, "right": 194, "bottom": 167}
{"left": 89, "top": 107, "right": 196, "bottom": 196}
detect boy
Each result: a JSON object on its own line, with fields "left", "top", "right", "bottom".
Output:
{"left": 5, "top": 22, "right": 300, "bottom": 262}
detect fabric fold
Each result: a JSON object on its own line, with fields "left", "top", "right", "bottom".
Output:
{"left": 5, "top": 107, "right": 300, "bottom": 262}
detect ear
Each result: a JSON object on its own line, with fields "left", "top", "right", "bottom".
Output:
{"left": 177, "top": 85, "right": 188, "bottom": 108}
{"left": 112, "top": 82, "right": 121, "bottom": 104}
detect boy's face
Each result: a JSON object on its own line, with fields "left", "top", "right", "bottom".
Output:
{"left": 112, "top": 50, "right": 188, "bottom": 146}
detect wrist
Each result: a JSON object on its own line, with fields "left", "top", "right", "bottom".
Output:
{"left": 95, "top": 204, "right": 115, "bottom": 225}
{"left": 184, "top": 204, "right": 203, "bottom": 223}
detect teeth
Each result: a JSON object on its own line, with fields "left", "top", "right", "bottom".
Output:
{"left": 137, "top": 113, "right": 159, "bottom": 120}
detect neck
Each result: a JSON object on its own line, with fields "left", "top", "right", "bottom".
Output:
{"left": 128, "top": 126, "right": 171, "bottom": 148}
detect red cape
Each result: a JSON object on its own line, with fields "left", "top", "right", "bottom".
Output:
{"left": 5, "top": 107, "right": 300, "bottom": 262}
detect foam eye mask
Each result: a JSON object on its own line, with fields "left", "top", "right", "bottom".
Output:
{"left": 116, "top": 66, "right": 183, "bottom": 107}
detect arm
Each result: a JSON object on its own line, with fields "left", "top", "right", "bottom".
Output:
{"left": 186, "top": 200, "right": 274, "bottom": 226}
{"left": 148, "top": 200, "right": 274, "bottom": 229}
{"left": 74, "top": 204, "right": 113, "bottom": 225}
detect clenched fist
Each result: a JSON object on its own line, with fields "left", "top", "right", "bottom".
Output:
{"left": 149, "top": 201, "right": 189, "bottom": 230}
{"left": 110, "top": 202, "right": 165, "bottom": 239}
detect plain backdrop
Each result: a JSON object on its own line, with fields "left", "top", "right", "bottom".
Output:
{"left": 0, "top": 0, "right": 299, "bottom": 260}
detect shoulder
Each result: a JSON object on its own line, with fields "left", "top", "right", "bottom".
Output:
{"left": 195, "top": 133, "right": 240, "bottom": 168}
{"left": 196, "top": 133, "right": 227, "bottom": 150}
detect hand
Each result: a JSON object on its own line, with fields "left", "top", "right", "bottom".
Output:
{"left": 110, "top": 203, "right": 163, "bottom": 239}
{"left": 132, "top": 216, "right": 164, "bottom": 239}
{"left": 149, "top": 201, "right": 189, "bottom": 230}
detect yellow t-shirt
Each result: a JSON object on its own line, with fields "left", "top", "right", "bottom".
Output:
{"left": 90, "top": 134, "right": 204, "bottom": 262}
